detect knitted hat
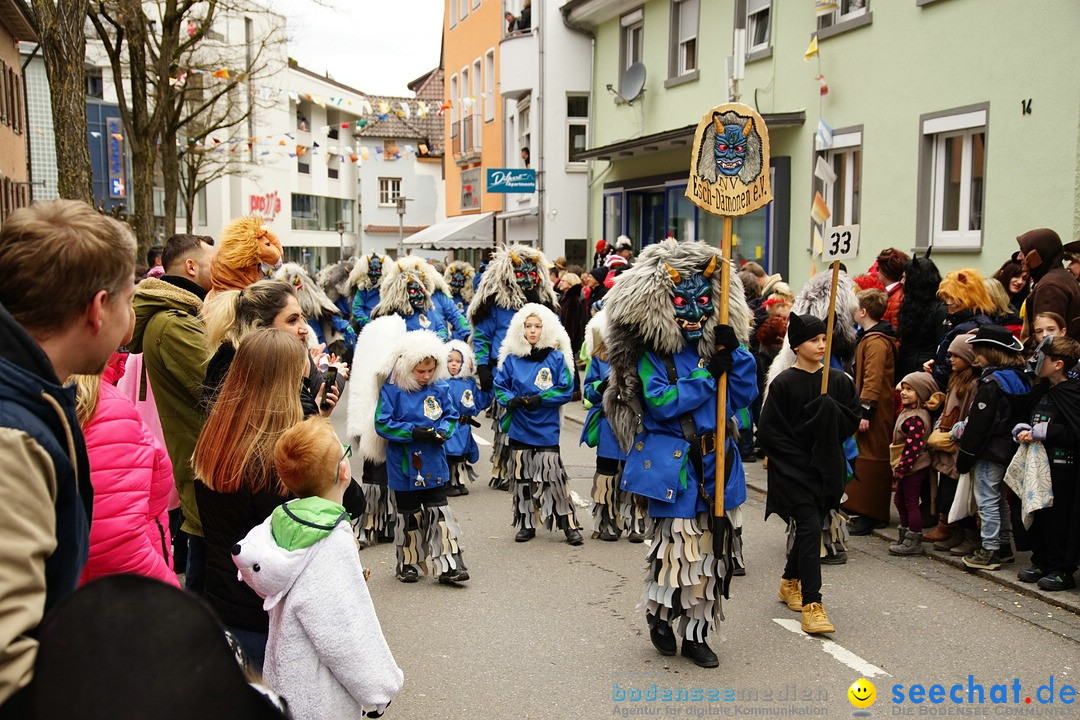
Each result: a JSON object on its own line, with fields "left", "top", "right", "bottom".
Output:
{"left": 946, "top": 333, "right": 977, "bottom": 364}
{"left": 876, "top": 248, "right": 910, "bottom": 282}
{"left": 787, "top": 312, "right": 826, "bottom": 349}
{"left": 965, "top": 324, "right": 1023, "bottom": 352}
{"left": 589, "top": 267, "right": 608, "bottom": 285}
{"left": 898, "top": 371, "right": 937, "bottom": 403}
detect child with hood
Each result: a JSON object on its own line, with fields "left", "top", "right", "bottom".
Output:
{"left": 375, "top": 330, "right": 467, "bottom": 584}
{"left": 234, "top": 417, "right": 403, "bottom": 720}
{"left": 442, "top": 340, "right": 490, "bottom": 496}
{"left": 888, "top": 371, "right": 942, "bottom": 556}
{"left": 494, "top": 303, "right": 584, "bottom": 545}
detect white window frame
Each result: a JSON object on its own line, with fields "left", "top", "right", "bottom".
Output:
{"left": 815, "top": 129, "right": 861, "bottom": 229}
{"left": 472, "top": 0, "right": 480, "bottom": 7}
{"left": 450, "top": 0, "right": 457, "bottom": 28}
{"left": 449, "top": 74, "right": 458, "bottom": 125}
{"left": 459, "top": 0, "right": 468, "bottom": 20}
{"left": 378, "top": 177, "right": 402, "bottom": 207}
{"left": 472, "top": 58, "right": 482, "bottom": 149}
{"left": 484, "top": 49, "right": 495, "bottom": 122}
{"left": 819, "top": 0, "right": 868, "bottom": 27}
{"left": 673, "top": 0, "right": 698, "bottom": 76}
{"left": 460, "top": 65, "right": 470, "bottom": 150}
{"left": 747, "top": 0, "right": 771, "bottom": 54}
{"left": 566, "top": 94, "right": 589, "bottom": 167}
{"left": 924, "top": 109, "right": 986, "bottom": 250}
{"left": 621, "top": 9, "right": 644, "bottom": 71}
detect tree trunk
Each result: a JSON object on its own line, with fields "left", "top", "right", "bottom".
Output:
{"left": 30, "top": 0, "right": 93, "bottom": 203}
{"left": 161, "top": 127, "right": 180, "bottom": 236}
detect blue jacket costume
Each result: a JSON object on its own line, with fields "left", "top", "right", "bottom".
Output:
{"left": 494, "top": 348, "right": 573, "bottom": 447}
{"left": 580, "top": 357, "right": 622, "bottom": 460}
{"left": 452, "top": 293, "right": 470, "bottom": 318}
{"left": 432, "top": 291, "right": 470, "bottom": 341}
{"left": 473, "top": 305, "right": 518, "bottom": 370}
{"left": 443, "top": 375, "right": 489, "bottom": 461}
{"left": 375, "top": 381, "right": 459, "bottom": 492}
{"left": 620, "top": 345, "right": 758, "bottom": 519}
{"left": 394, "top": 309, "right": 448, "bottom": 340}
{"left": 351, "top": 287, "right": 381, "bottom": 333}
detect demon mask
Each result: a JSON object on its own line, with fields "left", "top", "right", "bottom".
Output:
{"left": 713, "top": 116, "right": 753, "bottom": 177}
{"left": 406, "top": 274, "right": 427, "bottom": 312}
{"left": 671, "top": 271, "right": 713, "bottom": 341}
{"left": 368, "top": 255, "right": 383, "bottom": 284}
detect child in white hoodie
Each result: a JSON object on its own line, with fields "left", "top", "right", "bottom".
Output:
{"left": 234, "top": 417, "right": 403, "bottom": 720}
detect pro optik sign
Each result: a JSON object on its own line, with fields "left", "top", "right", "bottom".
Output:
{"left": 486, "top": 168, "right": 536, "bottom": 194}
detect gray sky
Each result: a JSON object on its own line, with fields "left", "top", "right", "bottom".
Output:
{"left": 267, "top": 0, "right": 445, "bottom": 96}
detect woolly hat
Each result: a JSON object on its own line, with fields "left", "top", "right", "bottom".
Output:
{"left": 876, "top": 248, "right": 910, "bottom": 282}
{"left": 787, "top": 312, "right": 826, "bottom": 349}
{"left": 898, "top": 371, "right": 937, "bottom": 403}
{"left": 589, "top": 267, "right": 609, "bottom": 284}
{"left": 965, "top": 324, "right": 1023, "bottom": 352}
{"left": 1016, "top": 228, "right": 1063, "bottom": 280}
{"left": 595, "top": 239, "right": 607, "bottom": 253}
{"left": 947, "top": 333, "right": 977, "bottom": 364}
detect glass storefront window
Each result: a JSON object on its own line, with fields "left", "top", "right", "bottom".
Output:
{"left": 665, "top": 185, "right": 695, "bottom": 242}
{"left": 291, "top": 194, "right": 354, "bottom": 232}
{"left": 603, "top": 193, "right": 622, "bottom": 242}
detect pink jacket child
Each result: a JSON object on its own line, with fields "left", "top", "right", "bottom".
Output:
{"left": 78, "top": 374, "right": 179, "bottom": 588}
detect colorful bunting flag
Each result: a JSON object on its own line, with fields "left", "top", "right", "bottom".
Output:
{"left": 814, "top": 156, "right": 837, "bottom": 185}
{"left": 805, "top": 35, "right": 819, "bottom": 62}
{"left": 816, "top": 117, "right": 833, "bottom": 149}
{"left": 815, "top": 0, "right": 839, "bottom": 17}
{"left": 811, "top": 191, "right": 831, "bottom": 224}
{"left": 212, "top": 68, "right": 230, "bottom": 80}
{"left": 816, "top": 74, "right": 829, "bottom": 96}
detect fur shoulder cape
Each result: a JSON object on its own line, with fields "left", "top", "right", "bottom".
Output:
{"left": 316, "top": 259, "right": 355, "bottom": 303}
{"left": 347, "top": 316, "right": 408, "bottom": 460}
{"left": 467, "top": 244, "right": 558, "bottom": 325}
{"left": 371, "top": 265, "right": 432, "bottom": 317}
{"left": 445, "top": 261, "right": 476, "bottom": 303}
{"left": 383, "top": 255, "right": 453, "bottom": 298}
{"left": 496, "top": 303, "right": 575, "bottom": 373}
{"left": 602, "top": 239, "right": 751, "bottom": 451}
{"left": 273, "top": 263, "right": 340, "bottom": 319}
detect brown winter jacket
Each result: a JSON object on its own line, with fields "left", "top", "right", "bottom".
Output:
{"left": 1018, "top": 228, "right": 1080, "bottom": 342}
{"left": 854, "top": 324, "right": 897, "bottom": 462}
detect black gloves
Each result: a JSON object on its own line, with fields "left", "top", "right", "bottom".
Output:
{"left": 463, "top": 416, "right": 482, "bottom": 428}
{"left": 411, "top": 427, "right": 444, "bottom": 444}
{"left": 522, "top": 395, "right": 542, "bottom": 410}
{"left": 707, "top": 324, "right": 738, "bottom": 379}
{"left": 478, "top": 364, "right": 494, "bottom": 392}
{"left": 506, "top": 396, "right": 524, "bottom": 411}
{"left": 713, "top": 323, "right": 739, "bottom": 353}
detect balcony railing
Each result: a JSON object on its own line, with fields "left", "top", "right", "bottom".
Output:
{"left": 461, "top": 115, "right": 476, "bottom": 155}
{"left": 451, "top": 123, "right": 460, "bottom": 156}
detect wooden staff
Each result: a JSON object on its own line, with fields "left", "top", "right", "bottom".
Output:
{"left": 714, "top": 215, "right": 733, "bottom": 519}
{"left": 819, "top": 260, "right": 841, "bottom": 395}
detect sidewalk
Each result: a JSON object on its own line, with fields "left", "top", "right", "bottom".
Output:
{"left": 563, "top": 400, "right": 1080, "bottom": 616}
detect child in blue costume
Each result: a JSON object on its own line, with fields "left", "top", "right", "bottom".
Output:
{"left": 348, "top": 253, "right": 386, "bottom": 334}
{"left": 580, "top": 311, "right": 648, "bottom": 542}
{"left": 468, "top": 245, "right": 559, "bottom": 490}
{"left": 603, "top": 239, "right": 758, "bottom": 669}
{"left": 371, "top": 264, "right": 449, "bottom": 340}
{"left": 373, "top": 329, "right": 468, "bottom": 584}
{"left": 445, "top": 261, "right": 476, "bottom": 317}
{"left": 442, "top": 340, "right": 490, "bottom": 497}
{"left": 494, "top": 303, "right": 584, "bottom": 545}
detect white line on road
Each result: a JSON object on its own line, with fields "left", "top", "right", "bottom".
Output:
{"left": 773, "top": 619, "right": 891, "bottom": 678}
{"left": 475, "top": 435, "right": 491, "bottom": 446}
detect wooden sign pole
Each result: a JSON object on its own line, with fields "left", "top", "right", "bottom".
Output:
{"left": 714, "top": 215, "right": 733, "bottom": 519}
{"left": 819, "top": 260, "right": 840, "bottom": 395}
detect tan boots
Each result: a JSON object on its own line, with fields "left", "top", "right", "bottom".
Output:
{"left": 778, "top": 578, "right": 802, "bottom": 611}
{"left": 801, "top": 602, "right": 836, "bottom": 634}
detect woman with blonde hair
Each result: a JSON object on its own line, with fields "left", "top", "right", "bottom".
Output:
{"left": 201, "top": 279, "right": 343, "bottom": 415}
{"left": 191, "top": 328, "right": 310, "bottom": 668}
{"left": 984, "top": 277, "right": 1022, "bottom": 338}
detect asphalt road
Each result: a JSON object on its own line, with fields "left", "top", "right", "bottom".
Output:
{"left": 329, "top": 392, "right": 1080, "bottom": 718}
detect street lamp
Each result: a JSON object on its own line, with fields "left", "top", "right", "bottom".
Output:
{"left": 336, "top": 220, "right": 345, "bottom": 261}
{"left": 396, "top": 195, "right": 412, "bottom": 258}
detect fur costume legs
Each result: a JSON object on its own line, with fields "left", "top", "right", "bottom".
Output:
{"left": 358, "top": 460, "right": 396, "bottom": 547}
{"left": 489, "top": 407, "right": 512, "bottom": 491}
{"left": 393, "top": 487, "right": 467, "bottom": 579}
{"left": 447, "top": 455, "right": 478, "bottom": 496}
{"left": 644, "top": 512, "right": 735, "bottom": 643}
{"left": 591, "top": 457, "right": 649, "bottom": 541}
{"left": 509, "top": 447, "right": 582, "bottom": 533}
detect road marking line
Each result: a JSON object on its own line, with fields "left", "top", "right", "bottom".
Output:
{"left": 474, "top": 435, "right": 491, "bottom": 446}
{"left": 772, "top": 619, "right": 890, "bottom": 678}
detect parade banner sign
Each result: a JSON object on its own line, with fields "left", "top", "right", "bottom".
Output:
{"left": 685, "top": 104, "right": 772, "bottom": 217}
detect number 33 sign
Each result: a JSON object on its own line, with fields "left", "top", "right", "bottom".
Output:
{"left": 821, "top": 224, "right": 860, "bottom": 262}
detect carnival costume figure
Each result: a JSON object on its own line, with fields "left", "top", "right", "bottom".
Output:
{"left": 445, "top": 261, "right": 476, "bottom": 317}
{"left": 372, "top": 264, "right": 450, "bottom": 340}
{"left": 441, "top": 340, "right": 490, "bottom": 496}
{"left": 348, "top": 253, "right": 388, "bottom": 335}
{"left": 603, "top": 239, "right": 758, "bottom": 669}
{"left": 467, "top": 245, "right": 559, "bottom": 490}
{"left": 386, "top": 256, "right": 470, "bottom": 341}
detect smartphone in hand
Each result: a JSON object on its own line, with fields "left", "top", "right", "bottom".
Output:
{"left": 320, "top": 366, "right": 339, "bottom": 410}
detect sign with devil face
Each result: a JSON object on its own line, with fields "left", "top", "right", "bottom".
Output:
{"left": 686, "top": 103, "right": 772, "bottom": 217}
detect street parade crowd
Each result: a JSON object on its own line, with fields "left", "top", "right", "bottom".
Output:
{"left": 1, "top": 199, "right": 1079, "bottom": 717}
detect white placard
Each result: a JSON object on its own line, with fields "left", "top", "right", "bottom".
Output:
{"left": 821, "top": 224, "right": 860, "bottom": 262}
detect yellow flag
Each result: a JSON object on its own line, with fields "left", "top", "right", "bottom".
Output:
{"left": 212, "top": 68, "right": 229, "bottom": 79}
{"left": 805, "top": 35, "right": 819, "bottom": 62}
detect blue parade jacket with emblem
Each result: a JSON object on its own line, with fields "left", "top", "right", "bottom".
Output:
{"left": 621, "top": 345, "right": 758, "bottom": 518}
{"left": 473, "top": 304, "right": 518, "bottom": 369}
{"left": 351, "top": 287, "right": 381, "bottom": 332}
{"left": 375, "top": 380, "right": 459, "bottom": 491}
{"left": 432, "top": 291, "right": 471, "bottom": 341}
{"left": 400, "top": 309, "right": 448, "bottom": 340}
{"left": 494, "top": 347, "right": 573, "bottom": 447}
{"left": 452, "top": 293, "right": 470, "bottom": 319}
{"left": 580, "top": 357, "right": 622, "bottom": 460}
{"left": 443, "top": 375, "right": 490, "bottom": 461}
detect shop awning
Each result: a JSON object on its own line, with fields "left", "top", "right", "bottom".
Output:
{"left": 572, "top": 111, "right": 806, "bottom": 161}
{"left": 403, "top": 211, "right": 495, "bottom": 250}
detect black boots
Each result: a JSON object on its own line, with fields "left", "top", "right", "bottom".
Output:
{"left": 681, "top": 639, "right": 719, "bottom": 668}
{"left": 515, "top": 527, "right": 535, "bottom": 542}
{"left": 565, "top": 527, "right": 584, "bottom": 546}
{"left": 648, "top": 615, "right": 676, "bottom": 656}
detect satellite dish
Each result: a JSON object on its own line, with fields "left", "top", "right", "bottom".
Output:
{"left": 619, "top": 62, "right": 647, "bottom": 105}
